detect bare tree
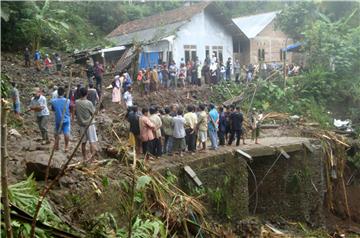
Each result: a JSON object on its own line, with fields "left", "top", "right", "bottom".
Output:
{"left": 1, "top": 99, "right": 13, "bottom": 238}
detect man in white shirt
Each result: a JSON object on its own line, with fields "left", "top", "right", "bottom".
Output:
{"left": 184, "top": 105, "right": 197, "bottom": 154}
{"left": 51, "top": 85, "right": 58, "bottom": 99}
{"left": 123, "top": 86, "right": 133, "bottom": 108}
{"left": 29, "top": 87, "right": 50, "bottom": 144}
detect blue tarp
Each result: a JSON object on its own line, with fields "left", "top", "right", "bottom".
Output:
{"left": 281, "top": 42, "right": 303, "bottom": 52}
{"left": 139, "top": 52, "right": 161, "bottom": 69}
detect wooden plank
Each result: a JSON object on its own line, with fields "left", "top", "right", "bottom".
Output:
{"left": 184, "top": 165, "right": 203, "bottom": 187}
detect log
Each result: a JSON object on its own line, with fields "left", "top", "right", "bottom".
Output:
{"left": 223, "top": 92, "right": 244, "bottom": 107}
{"left": 1, "top": 99, "right": 13, "bottom": 238}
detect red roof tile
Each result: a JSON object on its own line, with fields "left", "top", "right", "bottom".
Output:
{"left": 107, "top": 2, "right": 210, "bottom": 38}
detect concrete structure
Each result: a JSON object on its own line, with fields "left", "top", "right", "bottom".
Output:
{"left": 154, "top": 137, "right": 325, "bottom": 226}
{"left": 107, "top": 2, "right": 246, "bottom": 68}
{"left": 233, "top": 11, "right": 293, "bottom": 65}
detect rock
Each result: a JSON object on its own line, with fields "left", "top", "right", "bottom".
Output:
{"left": 25, "top": 151, "right": 67, "bottom": 180}
{"left": 9, "top": 128, "right": 21, "bottom": 138}
{"left": 59, "top": 175, "right": 76, "bottom": 188}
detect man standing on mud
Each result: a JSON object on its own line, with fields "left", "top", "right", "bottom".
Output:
{"left": 50, "top": 87, "right": 71, "bottom": 152}
{"left": 123, "top": 86, "right": 133, "bottom": 108}
{"left": 94, "top": 61, "right": 104, "bottom": 97}
{"left": 75, "top": 87, "right": 98, "bottom": 161}
{"left": 184, "top": 105, "right": 197, "bottom": 154}
{"left": 10, "top": 82, "right": 21, "bottom": 119}
{"left": 228, "top": 106, "right": 243, "bottom": 146}
{"left": 149, "top": 107, "right": 162, "bottom": 157}
{"left": 29, "top": 87, "right": 50, "bottom": 145}
{"left": 208, "top": 104, "right": 219, "bottom": 150}
{"left": 139, "top": 108, "right": 156, "bottom": 161}
{"left": 161, "top": 107, "right": 174, "bottom": 155}
{"left": 196, "top": 104, "right": 208, "bottom": 152}
{"left": 24, "top": 47, "right": 30, "bottom": 67}
{"left": 34, "top": 50, "right": 41, "bottom": 71}
{"left": 127, "top": 105, "right": 142, "bottom": 155}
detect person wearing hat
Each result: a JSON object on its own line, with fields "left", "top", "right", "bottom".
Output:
{"left": 29, "top": 87, "right": 50, "bottom": 145}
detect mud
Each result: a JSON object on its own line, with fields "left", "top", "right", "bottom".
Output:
{"left": 2, "top": 52, "right": 360, "bottom": 237}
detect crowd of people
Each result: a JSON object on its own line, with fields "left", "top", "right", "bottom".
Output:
{"left": 12, "top": 49, "right": 269, "bottom": 162}
{"left": 243, "top": 61, "right": 305, "bottom": 82}
{"left": 126, "top": 103, "right": 262, "bottom": 161}
{"left": 25, "top": 48, "right": 63, "bottom": 74}
{"left": 10, "top": 79, "right": 262, "bottom": 163}
{"left": 23, "top": 85, "right": 99, "bottom": 161}
{"left": 133, "top": 55, "right": 236, "bottom": 95}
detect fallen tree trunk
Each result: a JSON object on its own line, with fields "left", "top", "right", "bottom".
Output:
{"left": 5, "top": 202, "right": 82, "bottom": 238}
{"left": 1, "top": 99, "right": 13, "bottom": 238}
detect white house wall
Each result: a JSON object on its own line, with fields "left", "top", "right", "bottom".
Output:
{"left": 172, "top": 11, "right": 234, "bottom": 64}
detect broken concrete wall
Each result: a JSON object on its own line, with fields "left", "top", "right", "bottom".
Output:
{"left": 161, "top": 140, "right": 325, "bottom": 227}
{"left": 162, "top": 152, "right": 249, "bottom": 222}
{"left": 248, "top": 142, "right": 324, "bottom": 226}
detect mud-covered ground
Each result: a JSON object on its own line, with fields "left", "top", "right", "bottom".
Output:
{"left": 2, "top": 52, "right": 360, "bottom": 237}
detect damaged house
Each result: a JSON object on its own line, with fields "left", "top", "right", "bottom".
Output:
{"left": 107, "top": 2, "right": 247, "bottom": 69}
{"left": 232, "top": 11, "right": 295, "bottom": 65}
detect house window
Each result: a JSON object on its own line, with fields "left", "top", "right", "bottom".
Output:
{"left": 212, "top": 46, "right": 223, "bottom": 62}
{"left": 280, "top": 49, "right": 286, "bottom": 61}
{"left": 205, "top": 46, "right": 210, "bottom": 58}
{"left": 167, "top": 51, "right": 173, "bottom": 64}
{"left": 158, "top": 52, "right": 163, "bottom": 65}
{"left": 184, "top": 45, "right": 197, "bottom": 63}
{"left": 258, "top": 48, "right": 265, "bottom": 61}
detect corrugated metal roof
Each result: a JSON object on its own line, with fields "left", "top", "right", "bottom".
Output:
{"left": 232, "top": 11, "right": 280, "bottom": 39}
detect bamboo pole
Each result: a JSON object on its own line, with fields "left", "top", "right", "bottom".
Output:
{"left": 45, "top": 70, "right": 73, "bottom": 184}
{"left": 30, "top": 96, "right": 104, "bottom": 238}
{"left": 1, "top": 99, "right": 13, "bottom": 238}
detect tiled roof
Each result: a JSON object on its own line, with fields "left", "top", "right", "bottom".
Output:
{"left": 232, "top": 11, "right": 280, "bottom": 38}
{"left": 107, "top": 2, "right": 210, "bottom": 38}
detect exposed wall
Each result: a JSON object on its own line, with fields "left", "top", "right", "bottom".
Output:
{"left": 248, "top": 144, "right": 325, "bottom": 226}
{"left": 249, "top": 20, "right": 293, "bottom": 64}
{"left": 159, "top": 140, "right": 325, "bottom": 227}
{"left": 161, "top": 152, "right": 249, "bottom": 222}
{"left": 173, "top": 11, "right": 234, "bottom": 64}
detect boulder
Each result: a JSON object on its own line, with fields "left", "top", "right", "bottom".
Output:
{"left": 25, "top": 151, "right": 67, "bottom": 180}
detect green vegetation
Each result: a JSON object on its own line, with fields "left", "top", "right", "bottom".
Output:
{"left": 276, "top": 1, "right": 360, "bottom": 126}
{"left": 1, "top": 1, "right": 184, "bottom": 52}
{"left": 211, "top": 1, "right": 360, "bottom": 131}
{"left": 2, "top": 1, "right": 291, "bottom": 52}
{"left": 0, "top": 72, "right": 11, "bottom": 98}
{"left": 1, "top": 175, "right": 76, "bottom": 238}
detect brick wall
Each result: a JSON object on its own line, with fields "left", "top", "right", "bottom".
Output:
{"left": 249, "top": 20, "right": 293, "bottom": 64}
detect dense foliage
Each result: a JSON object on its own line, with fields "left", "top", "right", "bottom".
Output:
{"left": 276, "top": 2, "right": 360, "bottom": 126}
{"left": 2, "top": 1, "right": 287, "bottom": 52}
{"left": 1, "top": 1, "right": 185, "bottom": 52}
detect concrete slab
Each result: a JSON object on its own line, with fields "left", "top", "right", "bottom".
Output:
{"left": 150, "top": 137, "right": 313, "bottom": 171}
